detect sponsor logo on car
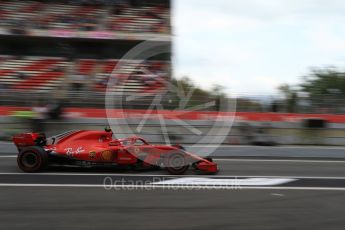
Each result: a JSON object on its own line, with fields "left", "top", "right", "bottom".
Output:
{"left": 89, "top": 151, "right": 96, "bottom": 159}
{"left": 101, "top": 150, "right": 114, "bottom": 161}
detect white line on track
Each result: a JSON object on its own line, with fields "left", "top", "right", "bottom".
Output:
{"left": 215, "top": 159, "right": 345, "bottom": 163}
{"left": 0, "top": 183, "right": 344, "bottom": 191}
{"left": 2, "top": 155, "right": 345, "bottom": 164}
{"left": 187, "top": 145, "right": 345, "bottom": 150}
{"left": 1, "top": 172, "right": 345, "bottom": 180}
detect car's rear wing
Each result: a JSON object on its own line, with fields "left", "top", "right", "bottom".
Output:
{"left": 13, "top": 133, "right": 46, "bottom": 150}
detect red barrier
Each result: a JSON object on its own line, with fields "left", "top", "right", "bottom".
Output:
{"left": 2, "top": 106, "right": 345, "bottom": 123}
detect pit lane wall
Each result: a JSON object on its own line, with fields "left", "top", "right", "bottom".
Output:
{"left": 2, "top": 108, "right": 345, "bottom": 145}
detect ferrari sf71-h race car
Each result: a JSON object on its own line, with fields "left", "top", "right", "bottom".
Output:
{"left": 13, "top": 129, "right": 218, "bottom": 175}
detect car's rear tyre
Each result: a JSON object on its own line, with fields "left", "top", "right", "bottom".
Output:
{"left": 17, "top": 146, "right": 48, "bottom": 173}
{"left": 164, "top": 153, "right": 189, "bottom": 175}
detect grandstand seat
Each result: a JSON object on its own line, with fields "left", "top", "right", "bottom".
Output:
{"left": 0, "top": 1, "right": 169, "bottom": 34}
{"left": 0, "top": 56, "right": 66, "bottom": 92}
{"left": 0, "top": 56, "right": 168, "bottom": 94}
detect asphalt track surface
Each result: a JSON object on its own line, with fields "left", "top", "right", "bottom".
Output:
{"left": 1, "top": 147, "right": 345, "bottom": 229}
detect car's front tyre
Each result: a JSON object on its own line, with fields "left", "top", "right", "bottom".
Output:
{"left": 164, "top": 153, "right": 189, "bottom": 175}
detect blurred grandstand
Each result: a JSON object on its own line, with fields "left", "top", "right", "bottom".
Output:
{"left": 0, "top": 0, "right": 170, "bottom": 35}
{"left": 0, "top": 0, "right": 171, "bottom": 108}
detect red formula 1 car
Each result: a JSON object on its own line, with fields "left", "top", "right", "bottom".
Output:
{"left": 13, "top": 129, "right": 218, "bottom": 175}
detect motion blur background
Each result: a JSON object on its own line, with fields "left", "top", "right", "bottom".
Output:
{"left": 1, "top": 0, "right": 345, "bottom": 146}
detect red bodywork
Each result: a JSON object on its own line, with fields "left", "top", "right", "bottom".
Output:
{"left": 13, "top": 130, "right": 218, "bottom": 174}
